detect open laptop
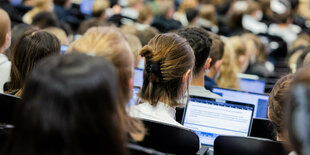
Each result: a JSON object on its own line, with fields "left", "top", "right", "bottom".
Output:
{"left": 212, "top": 87, "right": 269, "bottom": 118}
{"left": 134, "top": 68, "right": 143, "bottom": 87}
{"left": 237, "top": 73, "right": 266, "bottom": 94}
{"left": 80, "top": 0, "right": 95, "bottom": 15}
{"left": 182, "top": 95, "right": 254, "bottom": 150}
{"left": 127, "top": 86, "right": 141, "bottom": 106}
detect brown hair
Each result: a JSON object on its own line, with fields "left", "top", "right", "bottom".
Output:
{"left": 228, "top": 36, "right": 248, "bottom": 73}
{"left": 242, "top": 33, "right": 267, "bottom": 63}
{"left": 92, "top": 0, "right": 110, "bottom": 18}
{"left": 137, "top": 5, "right": 153, "bottom": 24}
{"left": 125, "top": 34, "right": 142, "bottom": 67}
{"left": 0, "top": 9, "right": 11, "bottom": 49}
{"left": 77, "top": 18, "right": 109, "bottom": 35}
{"left": 268, "top": 74, "right": 295, "bottom": 139}
{"left": 208, "top": 31, "right": 224, "bottom": 67}
{"left": 8, "top": 30, "right": 60, "bottom": 96}
{"left": 139, "top": 33, "right": 194, "bottom": 107}
{"left": 199, "top": 4, "right": 217, "bottom": 25}
{"left": 68, "top": 26, "right": 145, "bottom": 141}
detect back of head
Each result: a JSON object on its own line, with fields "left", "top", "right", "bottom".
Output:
{"left": 242, "top": 33, "right": 267, "bottom": 63}
{"left": 4, "top": 53, "right": 128, "bottom": 155}
{"left": 137, "top": 5, "right": 153, "bottom": 24}
{"left": 44, "top": 27, "right": 68, "bottom": 45}
{"left": 285, "top": 67, "right": 310, "bottom": 155}
{"left": 31, "top": 11, "right": 60, "bottom": 29}
{"left": 271, "top": 0, "right": 292, "bottom": 24}
{"left": 199, "top": 4, "right": 217, "bottom": 24}
{"left": 125, "top": 34, "right": 142, "bottom": 67}
{"left": 227, "top": 36, "right": 248, "bottom": 73}
{"left": 208, "top": 31, "right": 224, "bottom": 68}
{"left": 0, "top": 9, "right": 11, "bottom": 50}
{"left": 77, "top": 18, "right": 108, "bottom": 35}
{"left": 8, "top": 30, "right": 60, "bottom": 93}
{"left": 135, "top": 27, "right": 159, "bottom": 46}
{"left": 92, "top": 0, "right": 110, "bottom": 18}
{"left": 139, "top": 33, "right": 194, "bottom": 107}
{"left": 177, "top": 27, "right": 212, "bottom": 76}
{"left": 268, "top": 74, "right": 295, "bottom": 140}
{"left": 177, "top": 0, "right": 198, "bottom": 13}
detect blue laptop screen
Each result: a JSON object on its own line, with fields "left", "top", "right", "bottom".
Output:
{"left": 80, "top": 0, "right": 95, "bottom": 15}
{"left": 183, "top": 97, "right": 254, "bottom": 146}
{"left": 127, "top": 87, "right": 141, "bottom": 106}
{"left": 134, "top": 68, "right": 143, "bottom": 87}
{"left": 212, "top": 88, "right": 269, "bottom": 118}
{"left": 239, "top": 78, "right": 265, "bottom": 94}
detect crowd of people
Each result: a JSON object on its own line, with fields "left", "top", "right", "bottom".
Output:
{"left": 0, "top": 0, "right": 310, "bottom": 154}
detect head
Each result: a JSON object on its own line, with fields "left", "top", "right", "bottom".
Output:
{"left": 245, "top": 1, "right": 263, "bottom": 20}
{"left": 68, "top": 27, "right": 145, "bottom": 141}
{"left": 31, "top": 11, "right": 60, "bottom": 29}
{"left": 77, "top": 18, "right": 108, "bottom": 35}
{"left": 268, "top": 74, "right": 295, "bottom": 141}
{"left": 4, "top": 53, "right": 128, "bottom": 155}
{"left": 199, "top": 4, "right": 217, "bottom": 25}
{"left": 34, "top": 0, "right": 54, "bottom": 11}
{"left": 135, "top": 27, "right": 159, "bottom": 46}
{"left": 242, "top": 33, "right": 267, "bottom": 64}
{"left": 139, "top": 33, "right": 194, "bottom": 107}
{"left": 207, "top": 31, "right": 224, "bottom": 79}
{"left": 186, "top": 8, "right": 199, "bottom": 25}
{"left": 177, "top": 27, "right": 212, "bottom": 78}
{"left": 137, "top": 5, "right": 154, "bottom": 24}
{"left": 92, "top": 0, "right": 110, "bottom": 19}
{"left": 227, "top": 36, "right": 248, "bottom": 73}
{"left": 44, "top": 27, "right": 69, "bottom": 45}
{"left": 128, "top": 0, "right": 144, "bottom": 9}
{"left": 8, "top": 30, "right": 60, "bottom": 94}
{"left": 125, "top": 34, "right": 142, "bottom": 68}
{"left": 285, "top": 67, "right": 310, "bottom": 155}
{"left": 0, "top": 9, "right": 11, "bottom": 53}
{"left": 296, "top": 46, "right": 310, "bottom": 69}
{"left": 271, "top": 0, "right": 292, "bottom": 24}
{"left": 177, "top": 0, "right": 198, "bottom": 13}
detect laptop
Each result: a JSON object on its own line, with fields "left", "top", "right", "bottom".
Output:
{"left": 237, "top": 73, "right": 266, "bottom": 94}
{"left": 182, "top": 96, "right": 254, "bottom": 148}
{"left": 127, "top": 86, "right": 141, "bottom": 106}
{"left": 80, "top": 0, "right": 95, "bottom": 15}
{"left": 134, "top": 68, "right": 143, "bottom": 87}
{"left": 212, "top": 87, "right": 269, "bottom": 118}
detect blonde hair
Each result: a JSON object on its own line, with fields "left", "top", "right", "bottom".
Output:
{"left": 199, "top": 4, "right": 217, "bottom": 25}
{"left": 139, "top": 33, "right": 194, "bottom": 107}
{"left": 177, "top": 0, "right": 198, "bottom": 13}
{"left": 92, "top": 0, "right": 110, "bottom": 17}
{"left": 44, "top": 27, "right": 69, "bottom": 45}
{"left": 0, "top": 9, "right": 10, "bottom": 49}
{"left": 68, "top": 26, "right": 145, "bottom": 141}
{"left": 228, "top": 36, "right": 247, "bottom": 73}
{"left": 217, "top": 43, "right": 240, "bottom": 90}
{"left": 125, "top": 34, "right": 142, "bottom": 67}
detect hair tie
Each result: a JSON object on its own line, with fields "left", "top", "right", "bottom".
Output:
{"left": 146, "top": 60, "right": 163, "bottom": 81}
{"left": 139, "top": 45, "right": 154, "bottom": 59}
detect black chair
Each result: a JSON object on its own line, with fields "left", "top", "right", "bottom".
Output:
{"left": 175, "top": 107, "right": 185, "bottom": 124}
{"left": 127, "top": 143, "right": 164, "bottom": 155}
{"left": 250, "top": 118, "right": 276, "bottom": 140}
{"left": 138, "top": 119, "right": 200, "bottom": 155}
{"left": 214, "top": 136, "right": 287, "bottom": 155}
{"left": 0, "top": 93, "right": 21, "bottom": 124}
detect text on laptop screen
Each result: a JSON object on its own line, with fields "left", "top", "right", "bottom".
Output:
{"left": 183, "top": 97, "right": 254, "bottom": 146}
{"left": 239, "top": 78, "right": 266, "bottom": 94}
{"left": 134, "top": 68, "right": 143, "bottom": 87}
{"left": 212, "top": 88, "right": 269, "bottom": 118}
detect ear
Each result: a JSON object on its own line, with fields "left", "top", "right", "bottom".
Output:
{"left": 204, "top": 58, "right": 212, "bottom": 70}
{"left": 267, "top": 106, "right": 270, "bottom": 119}
{"left": 129, "top": 77, "right": 133, "bottom": 92}
{"left": 4, "top": 33, "right": 11, "bottom": 51}
{"left": 214, "top": 59, "right": 223, "bottom": 71}
{"left": 183, "top": 69, "right": 192, "bottom": 84}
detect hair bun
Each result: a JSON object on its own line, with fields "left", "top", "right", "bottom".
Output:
{"left": 139, "top": 45, "right": 154, "bottom": 59}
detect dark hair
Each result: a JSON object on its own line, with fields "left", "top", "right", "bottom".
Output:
{"left": 53, "top": 0, "right": 67, "bottom": 6}
{"left": 272, "top": 0, "right": 292, "bottom": 24}
{"left": 7, "top": 30, "right": 60, "bottom": 95}
{"left": 139, "top": 33, "right": 194, "bottom": 106}
{"left": 31, "top": 11, "right": 60, "bottom": 29}
{"left": 296, "top": 46, "right": 310, "bottom": 69}
{"left": 285, "top": 67, "right": 310, "bottom": 154}
{"left": 177, "top": 27, "right": 212, "bottom": 76}
{"left": 186, "top": 8, "right": 198, "bottom": 24}
{"left": 207, "top": 31, "right": 224, "bottom": 67}
{"left": 3, "top": 53, "right": 128, "bottom": 155}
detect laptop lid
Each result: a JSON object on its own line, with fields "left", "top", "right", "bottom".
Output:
{"left": 134, "top": 68, "right": 143, "bottom": 87}
{"left": 212, "top": 87, "right": 269, "bottom": 118}
{"left": 182, "top": 95, "right": 254, "bottom": 146}
{"left": 239, "top": 78, "right": 266, "bottom": 94}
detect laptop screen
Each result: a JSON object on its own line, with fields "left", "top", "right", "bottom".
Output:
{"left": 127, "top": 87, "right": 141, "bottom": 106}
{"left": 212, "top": 87, "right": 269, "bottom": 118}
{"left": 134, "top": 68, "right": 143, "bottom": 87}
{"left": 239, "top": 78, "right": 266, "bottom": 94}
{"left": 80, "top": 0, "right": 95, "bottom": 15}
{"left": 182, "top": 96, "right": 254, "bottom": 146}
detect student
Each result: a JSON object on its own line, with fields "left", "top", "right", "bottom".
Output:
{"left": 285, "top": 67, "right": 310, "bottom": 155}
{"left": 0, "top": 9, "right": 11, "bottom": 93}
{"left": 178, "top": 27, "right": 222, "bottom": 99}
{"left": 204, "top": 31, "right": 224, "bottom": 91}
{"left": 68, "top": 27, "right": 145, "bottom": 142}
{"left": 268, "top": 74, "right": 295, "bottom": 141}
{"left": 227, "top": 36, "right": 249, "bottom": 74}
{"left": 23, "top": 0, "right": 54, "bottom": 24}
{"left": 3, "top": 53, "right": 129, "bottom": 155}
{"left": 128, "top": 33, "right": 194, "bottom": 127}
{"left": 6, "top": 30, "right": 60, "bottom": 97}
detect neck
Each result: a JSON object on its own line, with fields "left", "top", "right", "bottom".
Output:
{"left": 191, "top": 72, "right": 205, "bottom": 87}
{"left": 207, "top": 68, "right": 216, "bottom": 79}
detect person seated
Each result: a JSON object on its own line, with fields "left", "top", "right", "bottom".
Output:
{"left": 23, "top": 0, "right": 54, "bottom": 24}
{"left": 178, "top": 27, "right": 222, "bottom": 99}
{"left": 227, "top": 36, "right": 249, "bottom": 74}
{"left": 6, "top": 29, "right": 60, "bottom": 97}
{"left": 121, "top": 0, "right": 144, "bottom": 24}
{"left": 242, "top": 1, "right": 268, "bottom": 34}
{"left": 285, "top": 66, "right": 310, "bottom": 155}
{"left": 68, "top": 26, "right": 146, "bottom": 142}
{"left": 268, "top": 74, "right": 295, "bottom": 142}
{"left": 2, "top": 53, "right": 129, "bottom": 155}
{"left": 204, "top": 31, "right": 224, "bottom": 91}
{"left": 91, "top": 0, "right": 110, "bottom": 22}
{"left": 0, "top": 9, "right": 11, "bottom": 93}
{"left": 127, "top": 33, "right": 194, "bottom": 127}
{"left": 196, "top": 4, "right": 219, "bottom": 33}
{"left": 173, "top": 0, "right": 198, "bottom": 26}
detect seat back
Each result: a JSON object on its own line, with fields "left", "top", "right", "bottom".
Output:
{"left": 138, "top": 119, "right": 200, "bottom": 154}
{"left": 214, "top": 136, "right": 287, "bottom": 155}
{"left": 250, "top": 118, "right": 276, "bottom": 140}
{"left": 0, "top": 93, "right": 21, "bottom": 124}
